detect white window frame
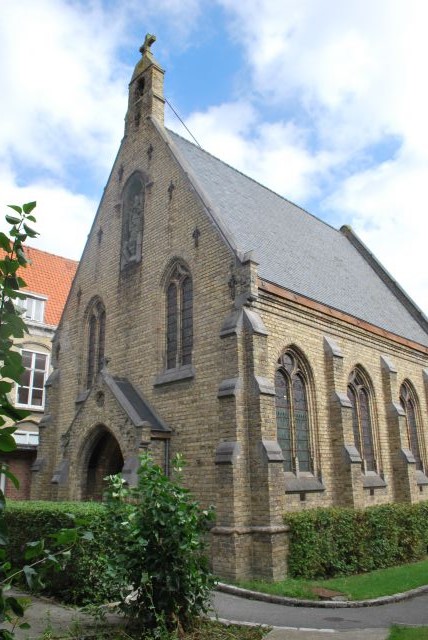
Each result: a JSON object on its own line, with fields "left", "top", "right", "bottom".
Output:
{"left": 15, "top": 350, "right": 50, "bottom": 410}
{"left": 15, "top": 293, "right": 46, "bottom": 323}
{"left": 0, "top": 465, "right": 5, "bottom": 494}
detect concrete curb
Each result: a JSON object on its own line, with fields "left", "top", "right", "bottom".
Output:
{"left": 216, "top": 581, "right": 428, "bottom": 608}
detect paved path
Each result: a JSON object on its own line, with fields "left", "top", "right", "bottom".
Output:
{"left": 6, "top": 588, "right": 428, "bottom": 640}
{"left": 213, "top": 590, "right": 428, "bottom": 639}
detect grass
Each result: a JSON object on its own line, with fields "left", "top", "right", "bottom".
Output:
{"left": 388, "top": 626, "right": 428, "bottom": 640}
{"left": 233, "top": 557, "right": 428, "bottom": 601}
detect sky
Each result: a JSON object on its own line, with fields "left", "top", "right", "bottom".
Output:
{"left": 1, "top": 0, "right": 427, "bottom": 315}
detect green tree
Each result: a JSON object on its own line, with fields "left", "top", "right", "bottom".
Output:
{"left": 0, "top": 201, "right": 39, "bottom": 637}
{"left": 105, "top": 453, "right": 215, "bottom": 635}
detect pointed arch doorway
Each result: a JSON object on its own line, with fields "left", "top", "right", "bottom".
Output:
{"left": 83, "top": 426, "right": 124, "bottom": 501}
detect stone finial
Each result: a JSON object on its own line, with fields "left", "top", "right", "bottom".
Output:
{"left": 140, "top": 33, "right": 156, "bottom": 57}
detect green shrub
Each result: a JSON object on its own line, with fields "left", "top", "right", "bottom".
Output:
{"left": 5, "top": 500, "right": 119, "bottom": 604}
{"left": 285, "top": 502, "right": 428, "bottom": 579}
{"left": 104, "top": 453, "right": 215, "bottom": 632}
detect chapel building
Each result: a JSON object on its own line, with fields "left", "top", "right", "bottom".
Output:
{"left": 32, "top": 37, "right": 428, "bottom": 580}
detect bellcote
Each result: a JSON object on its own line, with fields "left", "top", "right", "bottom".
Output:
{"left": 126, "top": 34, "right": 165, "bottom": 132}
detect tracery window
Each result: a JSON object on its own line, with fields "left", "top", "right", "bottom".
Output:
{"left": 86, "top": 299, "right": 106, "bottom": 389}
{"left": 275, "top": 351, "right": 312, "bottom": 474}
{"left": 121, "top": 172, "right": 145, "bottom": 269}
{"left": 400, "top": 382, "right": 423, "bottom": 471}
{"left": 166, "top": 264, "right": 193, "bottom": 370}
{"left": 347, "top": 369, "right": 377, "bottom": 472}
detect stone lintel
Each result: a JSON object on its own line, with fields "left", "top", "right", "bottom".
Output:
{"left": 336, "top": 392, "right": 352, "bottom": 408}
{"left": 220, "top": 309, "right": 243, "bottom": 338}
{"left": 323, "top": 336, "right": 343, "bottom": 358}
{"left": 344, "top": 444, "right": 362, "bottom": 463}
{"left": 260, "top": 439, "right": 284, "bottom": 462}
{"left": 215, "top": 441, "right": 241, "bottom": 465}
{"left": 380, "top": 355, "right": 397, "bottom": 373}
{"left": 75, "top": 390, "right": 90, "bottom": 405}
{"left": 241, "top": 250, "right": 259, "bottom": 265}
{"left": 38, "top": 414, "right": 52, "bottom": 428}
{"left": 392, "top": 401, "right": 405, "bottom": 416}
{"left": 243, "top": 308, "right": 269, "bottom": 335}
{"left": 45, "top": 369, "right": 60, "bottom": 387}
{"left": 254, "top": 376, "right": 276, "bottom": 395}
{"left": 31, "top": 457, "right": 46, "bottom": 472}
{"left": 401, "top": 447, "right": 416, "bottom": 464}
{"left": 218, "top": 377, "right": 242, "bottom": 398}
{"left": 51, "top": 459, "right": 69, "bottom": 485}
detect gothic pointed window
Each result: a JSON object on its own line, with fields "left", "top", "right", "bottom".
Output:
{"left": 86, "top": 299, "right": 106, "bottom": 389}
{"left": 166, "top": 264, "right": 193, "bottom": 370}
{"left": 121, "top": 172, "right": 145, "bottom": 270}
{"left": 400, "top": 382, "right": 423, "bottom": 472}
{"left": 275, "top": 351, "right": 313, "bottom": 474}
{"left": 347, "top": 369, "right": 377, "bottom": 472}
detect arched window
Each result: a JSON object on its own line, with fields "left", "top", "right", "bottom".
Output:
{"left": 400, "top": 382, "right": 423, "bottom": 471}
{"left": 166, "top": 264, "right": 193, "bottom": 370}
{"left": 86, "top": 299, "right": 106, "bottom": 389}
{"left": 275, "top": 351, "right": 312, "bottom": 474}
{"left": 347, "top": 369, "right": 377, "bottom": 472}
{"left": 121, "top": 172, "right": 145, "bottom": 269}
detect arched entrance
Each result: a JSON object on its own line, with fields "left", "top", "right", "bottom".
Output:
{"left": 84, "top": 427, "right": 124, "bottom": 501}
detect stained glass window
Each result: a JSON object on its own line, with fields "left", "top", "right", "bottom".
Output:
{"left": 400, "top": 383, "right": 423, "bottom": 471}
{"left": 165, "top": 264, "right": 193, "bottom": 370}
{"left": 86, "top": 299, "right": 106, "bottom": 389}
{"left": 275, "top": 352, "right": 312, "bottom": 474}
{"left": 348, "top": 370, "right": 377, "bottom": 473}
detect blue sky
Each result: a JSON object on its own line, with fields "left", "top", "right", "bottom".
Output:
{"left": 1, "top": 0, "right": 427, "bottom": 314}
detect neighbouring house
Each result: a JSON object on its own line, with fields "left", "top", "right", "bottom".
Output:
{"left": 0, "top": 246, "right": 78, "bottom": 499}
{"left": 31, "top": 37, "right": 428, "bottom": 580}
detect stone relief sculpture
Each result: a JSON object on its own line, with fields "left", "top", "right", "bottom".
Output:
{"left": 121, "top": 172, "right": 145, "bottom": 269}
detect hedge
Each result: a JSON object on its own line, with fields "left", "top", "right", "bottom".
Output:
{"left": 285, "top": 502, "right": 428, "bottom": 579}
{"left": 5, "top": 500, "right": 121, "bottom": 604}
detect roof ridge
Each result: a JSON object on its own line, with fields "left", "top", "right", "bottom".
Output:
{"left": 24, "top": 244, "right": 79, "bottom": 265}
{"left": 166, "top": 127, "right": 339, "bottom": 235}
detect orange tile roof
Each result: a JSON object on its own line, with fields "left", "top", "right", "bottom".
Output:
{"left": 1, "top": 246, "right": 78, "bottom": 326}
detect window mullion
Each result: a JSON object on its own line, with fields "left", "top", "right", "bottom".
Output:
{"left": 289, "top": 377, "right": 298, "bottom": 473}
{"left": 177, "top": 280, "right": 183, "bottom": 367}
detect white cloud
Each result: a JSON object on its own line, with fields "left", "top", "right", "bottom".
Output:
{"left": 207, "top": 0, "right": 428, "bottom": 313}
{"left": 178, "top": 101, "right": 337, "bottom": 203}
{"left": 0, "top": 169, "right": 96, "bottom": 261}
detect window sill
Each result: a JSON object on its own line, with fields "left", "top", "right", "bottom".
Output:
{"left": 285, "top": 473, "right": 325, "bottom": 494}
{"left": 362, "top": 472, "right": 387, "bottom": 489}
{"left": 15, "top": 405, "right": 44, "bottom": 413}
{"left": 154, "top": 365, "right": 195, "bottom": 387}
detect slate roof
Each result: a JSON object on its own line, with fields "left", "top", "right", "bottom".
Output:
{"left": 167, "top": 129, "right": 428, "bottom": 347}
{"left": 1, "top": 246, "right": 78, "bottom": 325}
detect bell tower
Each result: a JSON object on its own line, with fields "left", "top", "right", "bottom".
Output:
{"left": 126, "top": 34, "right": 165, "bottom": 133}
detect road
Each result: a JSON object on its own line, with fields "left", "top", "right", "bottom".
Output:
{"left": 213, "top": 591, "right": 428, "bottom": 630}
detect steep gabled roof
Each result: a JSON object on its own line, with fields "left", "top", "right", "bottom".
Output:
{"left": 1, "top": 246, "right": 78, "bottom": 326}
{"left": 166, "top": 128, "right": 428, "bottom": 347}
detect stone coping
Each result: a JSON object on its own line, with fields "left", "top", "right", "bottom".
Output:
{"left": 216, "top": 581, "right": 428, "bottom": 608}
